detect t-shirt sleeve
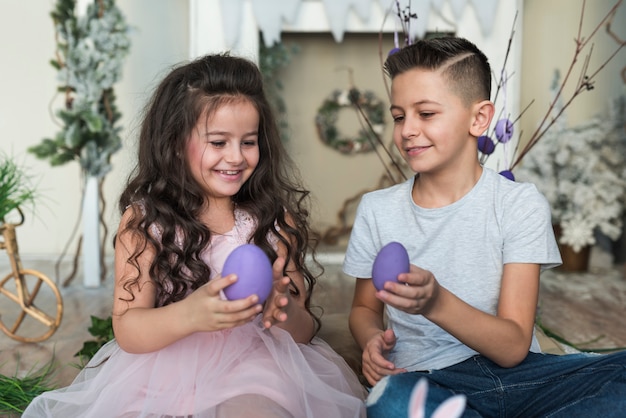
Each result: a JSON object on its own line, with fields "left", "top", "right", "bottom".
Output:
{"left": 342, "top": 194, "right": 379, "bottom": 279}
{"left": 502, "top": 183, "right": 562, "bottom": 270}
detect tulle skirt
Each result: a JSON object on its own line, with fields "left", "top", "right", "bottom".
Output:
{"left": 23, "top": 316, "right": 366, "bottom": 417}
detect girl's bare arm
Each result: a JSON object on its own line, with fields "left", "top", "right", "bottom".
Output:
{"left": 262, "top": 217, "right": 316, "bottom": 343}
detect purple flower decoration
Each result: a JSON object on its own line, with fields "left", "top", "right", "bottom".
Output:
{"left": 477, "top": 135, "right": 495, "bottom": 155}
{"left": 499, "top": 170, "right": 515, "bottom": 181}
{"left": 495, "top": 118, "right": 514, "bottom": 143}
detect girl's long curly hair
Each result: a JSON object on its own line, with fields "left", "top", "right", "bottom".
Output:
{"left": 117, "top": 53, "right": 320, "bottom": 331}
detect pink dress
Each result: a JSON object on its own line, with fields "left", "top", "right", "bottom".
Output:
{"left": 23, "top": 209, "right": 366, "bottom": 417}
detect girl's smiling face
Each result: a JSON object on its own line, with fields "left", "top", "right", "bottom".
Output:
{"left": 389, "top": 68, "right": 478, "bottom": 175}
{"left": 186, "top": 98, "right": 260, "bottom": 205}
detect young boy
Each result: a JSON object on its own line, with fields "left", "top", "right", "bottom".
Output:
{"left": 343, "top": 37, "right": 626, "bottom": 417}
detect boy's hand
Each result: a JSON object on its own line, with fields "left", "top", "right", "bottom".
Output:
{"left": 362, "top": 329, "right": 407, "bottom": 386}
{"left": 262, "top": 256, "right": 291, "bottom": 329}
{"left": 376, "top": 265, "right": 441, "bottom": 315}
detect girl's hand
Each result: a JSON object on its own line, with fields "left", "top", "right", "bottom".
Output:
{"left": 262, "top": 256, "right": 291, "bottom": 329}
{"left": 376, "top": 265, "right": 441, "bottom": 315}
{"left": 362, "top": 329, "right": 406, "bottom": 386}
{"left": 185, "top": 274, "right": 263, "bottom": 332}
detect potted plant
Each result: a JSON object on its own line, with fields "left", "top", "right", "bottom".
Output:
{"left": 516, "top": 94, "right": 626, "bottom": 270}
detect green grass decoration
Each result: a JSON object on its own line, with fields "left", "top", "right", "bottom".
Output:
{"left": 535, "top": 314, "right": 626, "bottom": 353}
{"left": 0, "top": 315, "right": 113, "bottom": 413}
{"left": 0, "top": 153, "right": 38, "bottom": 223}
{"left": 0, "top": 361, "right": 56, "bottom": 415}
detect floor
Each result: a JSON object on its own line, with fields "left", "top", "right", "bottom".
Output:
{"left": 1, "top": 247, "right": 625, "bottom": 392}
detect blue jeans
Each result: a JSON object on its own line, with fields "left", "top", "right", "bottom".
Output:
{"left": 366, "top": 351, "right": 626, "bottom": 417}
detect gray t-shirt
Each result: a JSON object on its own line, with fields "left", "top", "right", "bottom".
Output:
{"left": 343, "top": 167, "right": 562, "bottom": 371}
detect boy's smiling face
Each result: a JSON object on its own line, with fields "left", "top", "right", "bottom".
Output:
{"left": 389, "top": 68, "right": 481, "bottom": 176}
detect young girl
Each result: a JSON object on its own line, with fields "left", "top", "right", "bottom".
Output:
{"left": 24, "top": 53, "right": 366, "bottom": 417}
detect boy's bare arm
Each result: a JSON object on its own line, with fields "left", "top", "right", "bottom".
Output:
{"left": 380, "top": 263, "right": 540, "bottom": 368}
{"left": 351, "top": 279, "right": 407, "bottom": 385}
{"left": 349, "top": 279, "right": 386, "bottom": 348}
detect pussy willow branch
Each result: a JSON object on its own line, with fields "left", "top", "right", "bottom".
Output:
{"left": 97, "top": 0, "right": 104, "bottom": 18}
{"left": 605, "top": 8, "right": 626, "bottom": 84}
{"left": 337, "top": 65, "right": 402, "bottom": 181}
{"left": 395, "top": 0, "right": 412, "bottom": 48}
{"left": 378, "top": 1, "right": 395, "bottom": 101}
{"left": 510, "top": 0, "right": 625, "bottom": 170}
{"left": 353, "top": 101, "right": 407, "bottom": 183}
{"left": 492, "top": 11, "right": 518, "bottom": 107}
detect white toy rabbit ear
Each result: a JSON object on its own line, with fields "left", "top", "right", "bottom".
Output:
{"left": 408, "top": 378, "right": 429, "bottom": 418}
{"left": 408, "top": 378, "right": 467, "bottom": 418}
{"left": 431, "top": 394, "right": 466, "bottom": 418}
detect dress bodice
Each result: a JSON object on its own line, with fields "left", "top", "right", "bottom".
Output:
{"left": 151, "top": 207, "right": 276, "bottom": 306}
{"left": 200, "top": 208, "right": 259, "bottom": 280}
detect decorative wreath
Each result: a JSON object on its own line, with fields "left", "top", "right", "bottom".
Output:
{"left": 315, "top": 88, "right": 386, "bottom": 154}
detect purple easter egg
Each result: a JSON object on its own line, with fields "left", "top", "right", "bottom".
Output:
{"left": 495, "top": 118, "right": 514, "bottom": 143}
{"left": 222, "top": 244, "right": 273, "bottom": 304}
{"left": 477, "top": 135, "right": 495, "bottom": 155}
{"left": 372, "top": 242, "right": 410, "bottom": 291}
{"left": 499, "top": 170, "right": 515, "bottom": 181}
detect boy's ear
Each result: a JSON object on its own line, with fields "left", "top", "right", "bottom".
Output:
{"left": 469, "top": 100, "right": 495, "bottom": 137}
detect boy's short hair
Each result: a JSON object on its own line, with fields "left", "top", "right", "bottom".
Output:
{"left": 384, "top": 37, "right": 491, "bottom": 106}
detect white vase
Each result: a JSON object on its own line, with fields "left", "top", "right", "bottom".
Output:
{"left": 82, "top": 175, "right": 101, "bottom": 287}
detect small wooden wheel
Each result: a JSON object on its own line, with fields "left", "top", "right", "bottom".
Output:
{"left": 0, "top": 269, "right": 63, "bottom": 343}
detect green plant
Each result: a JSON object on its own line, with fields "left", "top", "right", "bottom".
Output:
{"left": 259, "top": 38, "right": 299, "bottom": 142}
{"left": 74, "top": 315, "right": 114, "bottom": 364}
{"left": 0, "top": 153, "right": 38, "bottom": 223}
{"left": 28, "top": 0, "right": 131, "bottom": 178}
{"left": 0, "top": 361, "right": 56, "bottom": 415}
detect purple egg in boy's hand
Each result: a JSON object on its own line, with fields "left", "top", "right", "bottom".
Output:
{"left": 222, "top": 244, "right": 273, "bottom": 304}
{"left": 372, "top": 241, "right": 410, "bottom": 291}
